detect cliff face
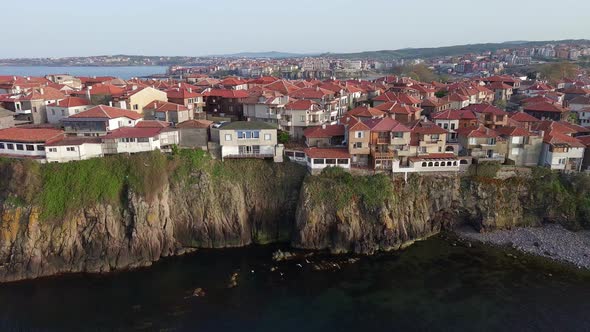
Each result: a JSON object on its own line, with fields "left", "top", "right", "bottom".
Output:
{"left": 0, "top": 159, "right": 304, "bottom": 283}
{"left": 0, "top": 155, "right": 586, "bottom": 282}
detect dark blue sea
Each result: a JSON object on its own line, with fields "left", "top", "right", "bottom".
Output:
{"left": 0, "top": 234, "right": 588, "bottom": 331}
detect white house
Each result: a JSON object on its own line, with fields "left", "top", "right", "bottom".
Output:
{"left": 218, "top": 121, "right": 283, "bottom": 162}
{"left": 102, "top": 127, "right": 179, "bottom": 154}
{"left": 0, "top": 127, "right": 64, "bottom": 161}
{"left": 46, "top": 97, "right": 92, "bottom": 124}
{"left": 62, "top": 105, "right": 143, "bottom": 136}
{"left": 540, "top": 132, "right": 585, "bottom": 171}
{"left": 303, "top": 147, "right": 351, "bottom": 174}
{"left": 45, "top": 137, "right": 104, "bottom": 163}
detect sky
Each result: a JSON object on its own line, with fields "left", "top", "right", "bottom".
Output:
{"left": 2, "top": 0, "right": 590, "bottom": 58}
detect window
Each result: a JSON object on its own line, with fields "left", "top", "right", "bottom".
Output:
{"left": 392, "top": 132, "right": 403, "bottom": 138}
{"left": 511, "top": 148, "right": 520, "bottom": 156}
{"left": 133, "top": 104, "right": 139, "bottom": 110}
{"left": 37, "top": 145, "right": 44, "bottom": 151}
{"left": 7, "top": 144, "right": 14, "bottom": 150}
{"left": 431, "top": 134, "right": 440, "bottom": 140}
{"left": 300, "top": 115, "right": 305, "bottom": 122}
{"left": 138, "top": 138, "right": 150, "bottom": 143}
{"left": 264, "top": 134, "right": 271, "bottom": 141}
{"left": 16, "top": 144, "right": 24, "bottom": 151}
{"left": 313, "top": 159, "right": 324, "bottom": 165}
{"left": 61, "top": 110, "right": 65, "bottom": 116}
{"left": 225, "top": 134, "right": 232, "bottom": 141}
{"left": 337, "top": 159, "right": 349, "bottom": 165}
{"left": 450, "top": 123, "right": 456, "bottom": 130}
{"left": 66, "top": 147, "right": 76, "bottom": 152}
{"left": 326, "top": 159, "right": 336, "bottom": 165}
{"left": 511, "top": 136, "right": 523, "bottom": 144}
{"left": 26, "top": 145, "right": 34, "bottom": 151}
{"left": 0, "top": 143, "right": 3, "bottom": 149}
{"left": 33, "top": 107, "right": 37, "bottom": 113}
{"left": 443, "top": 123, "right": 448, "bottom": 130}
{"left": 48, "top": 148, "right": 57, "bottom": 153}
{"left": 355, "top": 131, "right": 364, "bottom": 138}
{"left": 468, "top": 138, "right": 477, "bottom": 145}
{"left": 51, "top": 109, "right": 56, "bottom": 115}
{"left": 558, "top": 158, "right": 566, "bottom": 165}
{"left": 252, "top": 131, "right": 260, "bottom": 139}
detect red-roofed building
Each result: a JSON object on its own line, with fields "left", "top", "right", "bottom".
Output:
{"left": 363, "top": 117, "right": 412, "bottom": 168}
{"left": 432, "top": 109, "right": 479, "bottom": 150}
{"left": 46, "top": 97, "right": 92, "bottom": 124}
{"left": 456, "top": 125, "right": 505, "bottom": 161}
{"left": 63, "top": 105, "right": 143, "bottom": 136}
{"left": 203, "top": 89, "right": 250, "bottom": 120}
{"left": 303, "top": 124, "right": 345, "bottom": 148}
{"left": 166, "top": 87, "right": 204, "bottom": 114}
{"left": 144, "top": 100, "right": 192, "bottom": 124}
{"left": 303, "top": 147, "right": 351, "bottom": 174}
{"left": 102, "top": 127, "right": 179, "bottom": 154}
{"left": 463, "top": 103, "right": 508, "bottom": 128}
{"left": 495, "top": 126, "right": 543, "bottom": 166}
{"left": 523, "top": 101, "right": 570, "bottom": 121}
{"left": 0, "top": 127, "right": 64, "bottom": 160}
{"left": 283, "top": 99, "right": 327, "bottom": 139}
{"left": 508, "top": 111, "right": 541, "bottom": 130}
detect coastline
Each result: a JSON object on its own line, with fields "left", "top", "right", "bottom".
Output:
{"left": 456, "top": 224, "right": 590, "bottom": 270}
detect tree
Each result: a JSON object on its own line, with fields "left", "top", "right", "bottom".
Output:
{"left": 435, "top": 90, "right": 448, "bottom": 98}
{"left": 536, "top": 62, "right": 578, "bottom": 84}
{"left": 493, "top": 99, "right": 507, "bottom": 110}
{"left": 278, "top": 131, "right": 290, "bottom": 144}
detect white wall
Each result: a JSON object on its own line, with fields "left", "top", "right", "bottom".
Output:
{"left": 46, "top": 143, "right": 104, "bottom": 163}
{"left": 47, "top": 105, "right": 92, "bottom": 124}
{"left": 0, "top": 141, "right": 46, "bottom": 158}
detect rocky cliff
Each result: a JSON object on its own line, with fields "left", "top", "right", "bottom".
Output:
{"left": 0, "top": 153, "right": 587, "bottom": 282}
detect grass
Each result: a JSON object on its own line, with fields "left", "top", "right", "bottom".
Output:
{"left": 0, "top": 149, "right": 307, "bottom": 223}
{"left": 306, "top": 167, "right": 393, "bottom": 211}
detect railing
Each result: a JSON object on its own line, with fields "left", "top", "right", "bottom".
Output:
{"left": 376, "top": 137, "right": 390, "bottom": 144}
{"left": 224, "top": 153, "right": 274, "bottom": 159}
{"left": 16, "top": 109, "right": 31, "bottom": 115}
{"left": 371, "top": 150, "right": 396, "bottom": 159}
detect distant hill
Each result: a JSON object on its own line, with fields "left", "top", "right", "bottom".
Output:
{"left": 212, "top": 51, "right": 319, "bottom": 59}
{"left": 323, "top": 39, "right": 590, "bottom": 60}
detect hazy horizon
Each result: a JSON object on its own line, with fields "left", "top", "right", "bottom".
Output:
{"left": 2, "top": 0, "right": 590, "bottom": 58}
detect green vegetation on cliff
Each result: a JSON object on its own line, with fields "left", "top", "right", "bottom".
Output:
{"left": 0, "top": 150, "right": 306, "bottom": 222}
{"left": 305, "top": 167, "right": 393, "bottom": 211}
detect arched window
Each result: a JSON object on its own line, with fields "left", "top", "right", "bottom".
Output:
{"left": 453, "top": 161, "right": 458, "bottom": 166}
{"left": 422, "top": 162, "right": 427, "bottom": 167}
{"left": 460, "top": 159, "right": 468, "bottom": 165}
{"left": 434, "top": 162, "right": 439, "bottom": 166}
{"left": 428, "top": 162, "right": 433, "bottom": 167}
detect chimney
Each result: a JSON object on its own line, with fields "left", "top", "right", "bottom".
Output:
{"left": 109, "top": 101, "right": 113, "bottom": 107}
{"left": 322, "top": 124, "right": 326, "bottom": 129}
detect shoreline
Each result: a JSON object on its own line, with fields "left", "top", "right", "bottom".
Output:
{"left": 456, "top": 224, "right": 590, "bottom": 270}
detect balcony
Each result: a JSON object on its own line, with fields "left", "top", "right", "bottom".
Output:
{"left": 279, "top": 119, "right": 292, "bottom": 127}
{"left": 266, "top": 113, "right": 281, "bottom": 120}
{"left": 376, "top": 137, "right": 391, "bottom": 145}
{"left": 371, "top": 149, "right": 396, "bottom": 159}
{"left": 16, "top": 109, "right": 31, "bottom": 115}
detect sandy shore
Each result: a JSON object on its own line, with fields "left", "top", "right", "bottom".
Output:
{"left": 456, "top": 224, "right": 590, "bottom": 269}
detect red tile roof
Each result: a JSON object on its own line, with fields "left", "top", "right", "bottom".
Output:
{"left": 304, "top": 147, "right": 350, "bottom": 159}
{"left": 69, "top": 105, "right": 142, "bottom": 120}
{"left": 432, "top": 109, "right": 477, "bottom": 120}
{"left": 523, "top": 102, "right": 568, "bottom": 113}
{"left": 166, "top": 88, "right": 201, "bottom": 99}
{"left": 47, "top": 97, "right": 90, "bottom": 108}
{"left": 145, "top": 100, "right": 189, "bottom": 112}
{"left": 303, "top": 124, "right": 345, "bottom": 138}
{"left": 495, "top": 126, "right": 537, "bottom": 137}
{"left": 285, "top": 99, "right": 318, "bottom": 110}
{"left": 509, "top": 112, "right": 541, "bottom": 123}
{"left": 455, "top": 125, "right": 499, "bottom": 138}
{"left": 347, "top": 105, "right": 386, "bottom": 118}
{"left": 103, "top": 127, "right": 166, "bottom": 139}
{"left": 176, "top": 119, "right": 214, "bottom": 129}
{"left": 203, "top": 89, "right": 249, "bottom": 98}
{"left": 0, "top": 127, "right": 64, "bottom": 143}
{"left": 362, "top": 117, "right": 410, "bottom": 132}
{"left": 135, "top": 120, "right": 171, "bottom": 128}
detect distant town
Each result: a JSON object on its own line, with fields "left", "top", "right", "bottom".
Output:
{"left": 0, "top": 39, "right": 590, "bottom": 174}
